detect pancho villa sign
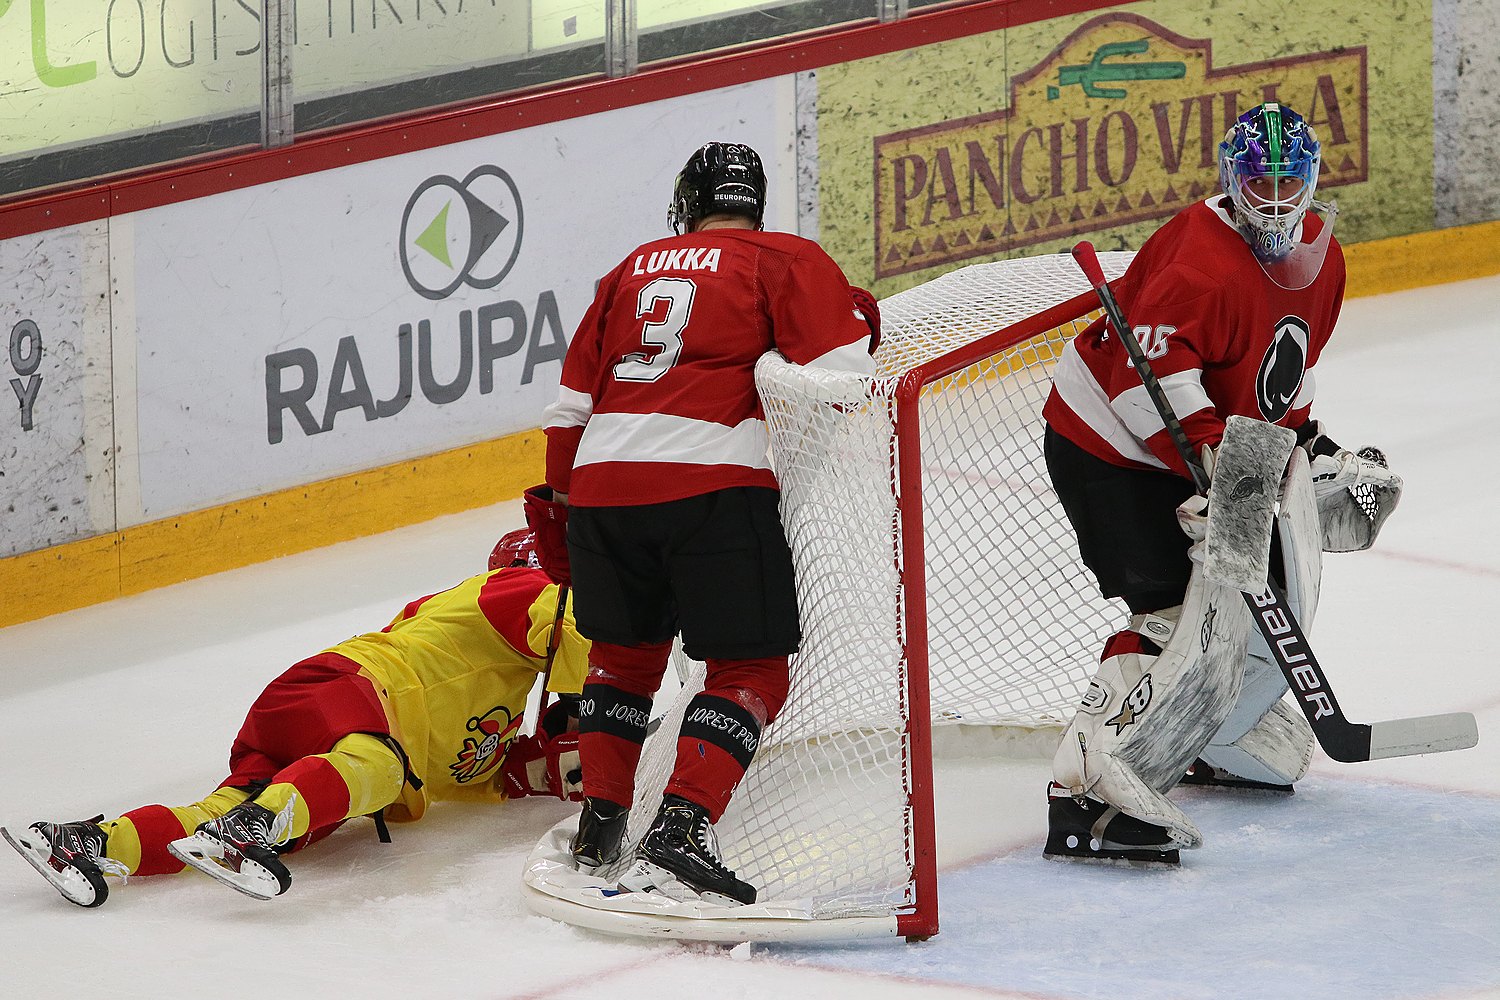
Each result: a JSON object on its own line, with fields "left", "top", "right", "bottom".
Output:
{"left": 873, "top": 12, "right": 1367, "bottom": 278}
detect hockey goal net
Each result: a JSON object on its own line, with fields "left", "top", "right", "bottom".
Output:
{"left": 525, "top": 251, "right": 1134, "bottom": 940}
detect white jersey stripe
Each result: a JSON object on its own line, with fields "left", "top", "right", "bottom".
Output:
{"left": 574, "top": 411, "right": 773, "bottom": 471}
{"left": 1051, "top": 346, "right": 1165, "bottom": 468}
{"left": 543, "top": 385, "right": 594, "bottom": 431}
{"left": 1113, "top": 370, "right": 1214, "bottom": 441}
{"left": 806, "top": 339, "right": 878, "bottom": 374}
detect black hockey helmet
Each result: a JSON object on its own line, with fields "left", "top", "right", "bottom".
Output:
{"left": 668, "top": 142, "right": 767, "bottom": 234}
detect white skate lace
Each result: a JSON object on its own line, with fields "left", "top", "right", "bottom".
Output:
{"left": 214, "top": 794, "right": 298, "bottom": 849}
{"left": 93, "top": 852, "right": 131, "bottom": 880}
{"left": 690, "top": 816, "right": 727, "bottom": 871}
{"left": 46, "top": 823, "right": 130, "bottom": 882}
{"left": 266, "top": 795, "right": 297, "bottom": 847}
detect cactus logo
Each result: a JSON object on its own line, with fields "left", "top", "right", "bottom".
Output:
{"left": 399, "top": 165, "right": 524, "bottom": 300}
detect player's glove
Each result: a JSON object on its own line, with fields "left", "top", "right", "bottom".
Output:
{"left": 850, "top": 286, "right": 881, "bottom": 355}
{"left": 1176, "top": 493, "right": 1209, "bottom": 545}
{"left": 500, "top": 699, "right": 583, "bottom": 801}
{"left": 523, "top": 484, "right": 571, "bottom": 586}
{"left": 1299, "top": 421, "right": 1402, "bottom": 551}
{"left": 1174, "top": 444, "right": 1216, "bottom": 556}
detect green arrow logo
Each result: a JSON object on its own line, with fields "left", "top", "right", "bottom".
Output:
{"left": 414, "top": 202, "right": 453, "bottom": 268}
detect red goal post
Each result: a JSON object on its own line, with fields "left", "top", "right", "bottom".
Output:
{"left": 524, "top": 251, "right": 1135, "bottom": 942}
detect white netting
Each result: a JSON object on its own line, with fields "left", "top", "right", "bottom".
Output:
{"left": 539, "top": 252, "right": 1136, "bottom": 932}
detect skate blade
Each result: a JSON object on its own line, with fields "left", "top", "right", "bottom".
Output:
{"left": 1043, "top": 834, "right": 1180, "bottom": 868}
{"left": 615, "top": 859, "right": 748, "bottom": 908}
{"left": 1180, "top": 770, "right": 1294, "bottom": 794}
{"left": 167, "top": 834, "right": 284, "bottom": 900}
{"left": 2, "top": 825, "right": 109, "bottom": 907}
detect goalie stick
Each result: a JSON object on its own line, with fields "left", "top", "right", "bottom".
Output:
{"left": 1070, "top": 241, "right": 1477, "bottom": 763}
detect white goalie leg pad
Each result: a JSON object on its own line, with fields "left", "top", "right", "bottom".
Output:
{"left": 1275, "top": 447, "right": 1322, "bottom": 627}
{"left": 1053, "top": 566, "right": 1253, "bottom": 848}
{"left": 1200, "top": 696, "right": 1313, "bottom": 786}
{"left": 1201, "top": 449, "right": 1320, "bottom": 784}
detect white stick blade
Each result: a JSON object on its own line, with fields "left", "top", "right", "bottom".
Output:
{"left": 1368, "top": 713, "right": 1479, "bottom": 759}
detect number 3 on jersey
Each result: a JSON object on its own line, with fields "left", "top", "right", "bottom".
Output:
{"left": 614, "top": 276, "right": 697, "bottom": 382}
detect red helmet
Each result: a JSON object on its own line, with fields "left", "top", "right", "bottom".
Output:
{"left": 489, "top": 527, "right": 541, "bottom": 571}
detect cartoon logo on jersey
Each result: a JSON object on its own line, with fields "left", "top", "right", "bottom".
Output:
{"left": 400, "top": 166, "right": 525, "bottom": 300}
{"left": 450, "top": 706, "right": 524, "bottom": 784}
{"left": 1255, "top": 316, "right": 1310, "bottom": 422}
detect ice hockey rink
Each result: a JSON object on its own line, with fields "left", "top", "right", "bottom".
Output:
{"left": 2, "top": 274, "right": 1497, "bottom": 1000}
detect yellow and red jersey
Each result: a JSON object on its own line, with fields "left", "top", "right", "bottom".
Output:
{"left": 330, "top": 567, "right": 587, "bottom": 821}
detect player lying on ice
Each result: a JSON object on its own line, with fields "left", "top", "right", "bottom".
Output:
{"left": 4, "top": 530, "right": 590, "bottom": 907}
{"left": 1041, "top": 102, "right": 1404, "bottom": 865}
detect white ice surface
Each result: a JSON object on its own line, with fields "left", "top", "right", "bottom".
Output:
{"left": 2, "top": 277, "right": 1499, "bottom": 999}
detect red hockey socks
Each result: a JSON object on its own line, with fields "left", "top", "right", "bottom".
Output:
{"left": 664, "top": 656, "right": 788, "bottom": 822}
{"left": 578, "top": 641, "right": 672, "bottom": 808}
{"left": 112, "top": 805, "right": 190, "bottom": 875}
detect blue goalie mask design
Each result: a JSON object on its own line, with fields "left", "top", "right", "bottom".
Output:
{"left": 1219, "top": 103, "right": 1321, "bottom": 262}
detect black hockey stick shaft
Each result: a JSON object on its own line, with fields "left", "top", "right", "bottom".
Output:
{"left": 1069, "top": 242, "right": 1475, "bottom": 762}
{"left": 534, "top": 584, "right": 570, "bottom": 730}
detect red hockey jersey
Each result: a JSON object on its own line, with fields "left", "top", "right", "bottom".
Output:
{"left": 544, "top": 228, "right": 874, "bottom": 506}
{"left": 1044, "top": 197, "right": 1345, "bottom": 477}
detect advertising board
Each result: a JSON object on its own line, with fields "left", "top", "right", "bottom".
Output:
{"left": 119, "top": 78, "right": 794, "bottom": 521}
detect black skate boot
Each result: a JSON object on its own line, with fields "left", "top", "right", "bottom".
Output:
{"left": 167, "top": 799, "right": 293, "bottom": 900}
{"left": 570, "top": 797, "right": 629, "bottom": 872}
{"left": 3, "top": 818, "right": 129, "bottom": 907}
{"left": 1181, "top": 758, "right": 1294, "bottom": 794}
{"left": 617, "top": 795, "right": 756, "bottom": 906}
{"left": 1043, "top": 783, "right": 1180, "bottom": 866}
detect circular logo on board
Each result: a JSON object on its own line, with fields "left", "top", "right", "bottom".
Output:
{"left": 399, "top": 165, "right": 524, "bottom": 300}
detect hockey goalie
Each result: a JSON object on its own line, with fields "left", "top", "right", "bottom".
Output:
{"left": 1040, "top": 102, "right": 1404, "bottom": 865}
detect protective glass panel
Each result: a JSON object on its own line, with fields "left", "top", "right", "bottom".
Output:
{"left": 0, "top": 2, "right": 262, "bottom": 198}
{"left": 292, "top": 1, "right": 606, "bottom": 134}
{"left": 639, "top": 0, "right": 879, "bottom": 66}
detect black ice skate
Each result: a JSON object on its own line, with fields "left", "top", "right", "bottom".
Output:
{"left": 1043, "top": 784, "right": 1180, "bottom": 866}
{"left": 3, "top": 818, "right": 129, "bottom": 907}
{"left": 167, "top": 798, "right": 293, "bottom": 900}
{"left": 570, "top": 796, "right": 629, "bottom": 872}
{"left": 616, "top": 795, "right": 756, "bottom": 906}
{"left": 1181, "top": 758, "right": 1294, "bottom": 794}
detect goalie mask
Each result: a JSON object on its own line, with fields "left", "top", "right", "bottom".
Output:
{"left": 1219, "top": 103, "right": 1335, "bottom": 290}
{"left": 668, "top": 142, "right": 767, "bottom": 234}
{"left": 489, "top": 527, "right": 541, "bottom": 572}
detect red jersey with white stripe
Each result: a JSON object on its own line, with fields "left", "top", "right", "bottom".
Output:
{"left": 1044, "top": 197, "right": 1345, "bottom": 477}
{"left": 544, "top": 228, "right": 874, "bottom": 506}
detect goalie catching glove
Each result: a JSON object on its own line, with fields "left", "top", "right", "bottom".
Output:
{"left": 1300, "top": 422, "right": 1402, "bottom": 552}
{"left": 500, "top": 699, "right": 583, "bottom": 801}
{"left": 522, "top": 484, "right": 572, "bottom": 586}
